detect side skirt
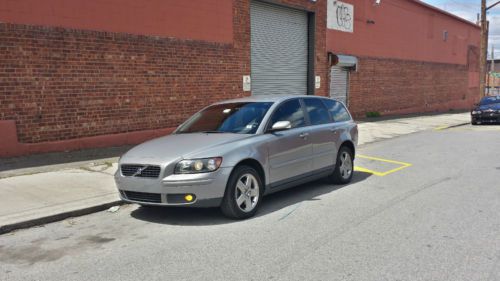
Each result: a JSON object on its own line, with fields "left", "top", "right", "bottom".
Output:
{"left": 264, "top": 166, "right": 334, "bottom": 195}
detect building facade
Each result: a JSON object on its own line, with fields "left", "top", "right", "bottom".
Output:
{"left": 326, "top": 0, "right": 480, "bottom": 117}
{"left": 0, "top": 0, "right": 480, "bottom": 157}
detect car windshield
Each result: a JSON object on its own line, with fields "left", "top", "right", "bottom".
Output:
{"left": 479, "top": 96, "right": 500, "bottom": 105}
{"left": 176, "top": 102, "right": 273, "bottom": 134}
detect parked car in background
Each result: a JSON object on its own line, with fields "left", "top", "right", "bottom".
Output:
{"left": 115, "top": 95, "right": 358, "bottom": 219}
{"left": 471, "top": 95, "right": 500, "bottom": 125}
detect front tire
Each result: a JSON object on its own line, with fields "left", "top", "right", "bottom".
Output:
{"left": 329, "top": 146, "right": 354, "bottom": 184}
{"left": 221, "top": 165, "right": 263, "bottom": 219}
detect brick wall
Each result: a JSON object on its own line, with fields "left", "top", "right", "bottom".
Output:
{"left": 0, "top": 22, "right": 247, "bottom": 143}
{"left": 346, "top": 56, "right": 479, "bottom": 117}
{"left": 0, "top": 0, "right": 234, "bottom": 43}
{"left": 0, "top": 0, "right": 328, "bottom": 154}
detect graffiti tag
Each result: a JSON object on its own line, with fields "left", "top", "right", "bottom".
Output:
{"left": 336, "top": 3, "right": 352, "bottom": 30}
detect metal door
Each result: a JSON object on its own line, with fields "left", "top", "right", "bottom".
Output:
{"left": 330, "top": 66, "right": 349, "bottom": 105}
{"left": 250, "top": 1, "right": 308, "bottom": 95}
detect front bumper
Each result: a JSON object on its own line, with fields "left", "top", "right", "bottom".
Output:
{"left": 114, "top": 167, "right": 233, "bottom": 207}
{"left": 472, "top": 112, "right": 500, "bottom": 124}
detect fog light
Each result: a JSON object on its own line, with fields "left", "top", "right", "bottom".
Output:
{"left": 185, "top": 194, "right": 194, "bottom": 202}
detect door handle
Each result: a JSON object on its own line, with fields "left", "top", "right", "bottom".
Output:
{"left": 299, "top": 132, "right": 309, "bottom": 138}
{"left": 330, "top": 128, "right": 338, "bottom": 133}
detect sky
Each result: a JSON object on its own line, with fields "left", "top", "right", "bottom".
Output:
{"left": 422, "top": 0, "right": 500, "bottom": 59}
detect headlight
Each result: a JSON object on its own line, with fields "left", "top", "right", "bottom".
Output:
{"left": 174, "top": 157, "right": 223, "bottom": 174}
{"left": 472, "top": 110, "right": 482, "bottom": 115}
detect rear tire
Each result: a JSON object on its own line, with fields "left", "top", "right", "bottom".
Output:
{"left": 329, "top": 146, "right": 354, "bottom": 184}
{"left": 471, "top": 120, "right": 478, "bottom": 125}
{"left": 220, "top": 165, "right": 263, "bottom": 219}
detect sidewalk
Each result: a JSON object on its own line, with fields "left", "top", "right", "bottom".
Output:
{"left": 0, "top": 112, "right": 470, "bottom": 234}
{"left": 357, "top": 111, "right": 470, "bottom": 145}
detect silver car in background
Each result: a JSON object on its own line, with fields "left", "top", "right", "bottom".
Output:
{"left": 115, "top": 95, "right": 358, "bottom": 219}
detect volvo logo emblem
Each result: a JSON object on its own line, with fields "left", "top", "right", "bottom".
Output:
{"left": 132, "top": 166, "right": 147, "bottom": 176}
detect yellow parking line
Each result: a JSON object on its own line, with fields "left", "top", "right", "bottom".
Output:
{"left": 434, "top": 125, "right": 450, "bottom": 131}
{"left": 354, "top": 154, "right": 412, "bottom": 177}
{"left": 356, "top": 154, "right": 412, "bottom": 166}
{"left": 354, "top": 166, "right": 386, "bottom": 177}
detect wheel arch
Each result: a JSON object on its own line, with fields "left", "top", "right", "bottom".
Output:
{"left": 233, "top": 158, "right": 266, "bottom": 190}
{"left": 340, "top": 140, "right": 356, "bottom": 159}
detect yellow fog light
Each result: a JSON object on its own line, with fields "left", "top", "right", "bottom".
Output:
{"left": 185, "top": 194, "right": 194, "bottom": 202}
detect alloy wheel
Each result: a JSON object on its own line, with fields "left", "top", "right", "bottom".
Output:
{"left": 339, "top": 151, "right": 353, "bottom": 180}
{"left": 234, "top": 173, "right": 260, "bottom": 212}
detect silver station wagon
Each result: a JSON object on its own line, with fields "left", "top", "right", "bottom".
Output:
{"left": 115, "top": 95, "right": 358, "bottom": 219}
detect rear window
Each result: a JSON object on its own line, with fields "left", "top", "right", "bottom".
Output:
{"left": 322, "top": 99, "right": 351, "bottom": 122}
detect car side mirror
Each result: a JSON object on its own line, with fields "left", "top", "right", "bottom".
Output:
{"left": 270, "top": 121, "right": 291, "bottom": 132}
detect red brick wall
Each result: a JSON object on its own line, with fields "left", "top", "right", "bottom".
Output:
{"left": 327, "top": 0, "right": 480, "bottom": 65}
{"left": 0, "top": 0, "right": 328, "bottom": 150}
{"left": 0, "top": 22, "right": 247, "bottom": 143}
{"left": 0, "top": 0, "right": 234, "bottom": 43}
{"left": 346, "top": 56, "right": 479, "bottom": 117}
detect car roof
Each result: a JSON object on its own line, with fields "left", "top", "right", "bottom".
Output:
{"left": 214, "top": 95, "right": 328, "bottom": 104}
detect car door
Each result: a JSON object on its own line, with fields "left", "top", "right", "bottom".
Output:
{"left": 303, "top": 98, "right": 338, "bottom": 171}
{"left": 322, "top": 98, "right": 353, "bottom": 156}
{"left": 266, "top": 99, "right": 313, "bottom": 185}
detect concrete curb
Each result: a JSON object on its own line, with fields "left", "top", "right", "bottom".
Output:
{"left": 434, "top": 122, "right": 470, "bottom": 130}
{"left": 0, "top": 200, "right": 125, "bottom": 235}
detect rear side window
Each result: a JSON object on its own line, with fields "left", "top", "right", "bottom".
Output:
{"left": 303, "top": 98, "right": 331, "bottom": 125}
{"left": 269, "top": 99, "right": 306, "bottom": 129}
{"left": 322, "top": 99, "right": 351, "bottom": 122}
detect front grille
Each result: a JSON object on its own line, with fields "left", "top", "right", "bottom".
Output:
{"left": 121, "top": 165, "right": 161, "bottom": 178}
{"left": 479, "top": 116, "right": 500, "bottom": 122}
{"left": 123, "top": 191, "right": 162, "bottom": 203}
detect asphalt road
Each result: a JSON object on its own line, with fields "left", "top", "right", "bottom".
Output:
{"left": 1, "top": 124, "right": 500, "bottom": 281}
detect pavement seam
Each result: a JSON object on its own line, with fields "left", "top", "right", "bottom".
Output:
{"left": 78, "top": 167, "right": 116, "bottom": 176}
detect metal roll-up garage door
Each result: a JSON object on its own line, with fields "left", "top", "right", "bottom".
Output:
{"left": 330, "top": 66, "right": 349, "bottom": 105}
{"left": 250, "top": 1, "right": 308, "bottom": 96}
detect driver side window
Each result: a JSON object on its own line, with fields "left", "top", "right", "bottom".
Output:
{"left": 269, "top": 99, "right": 306, "bottom": 129}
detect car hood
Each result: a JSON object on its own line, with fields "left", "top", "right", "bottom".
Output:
{"left": 476, "top": 103, "right": 500, "bottom": 111}
{"left": 119, "top": 133, "right": 253, "bottom": 165}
